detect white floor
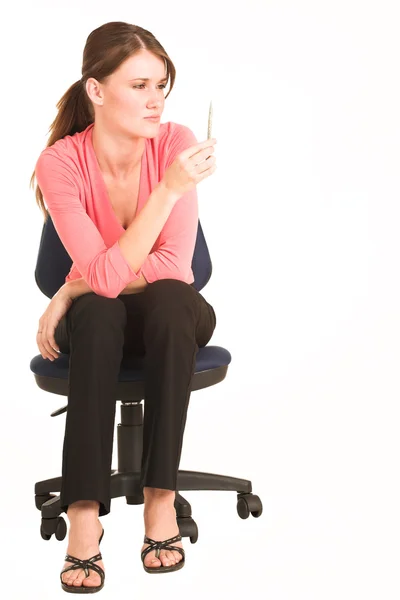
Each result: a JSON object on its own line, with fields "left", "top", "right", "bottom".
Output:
{"left": 2, "top": 445, "right": 399, "bottom": 599}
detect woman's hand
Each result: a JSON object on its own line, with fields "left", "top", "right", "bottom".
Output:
{"left": 36, "top": 289, "right": 73, "bottom": 361}
{"left": 162, "top": 138, "right": 217, "bottom": 198}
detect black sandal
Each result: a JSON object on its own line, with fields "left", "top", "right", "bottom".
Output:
{"left": 141, "top": 533, "right": 185, "bottom": 574}
{"left": 60, "top": 528, "right": 105, "bottom": 593}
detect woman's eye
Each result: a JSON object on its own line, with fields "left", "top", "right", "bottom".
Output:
{"left": 134, "top": 84, "right": 166, "bottom": 89}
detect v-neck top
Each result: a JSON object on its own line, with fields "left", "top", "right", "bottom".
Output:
{"left": 34, "top": 121, "right": 199, "bottom": 298}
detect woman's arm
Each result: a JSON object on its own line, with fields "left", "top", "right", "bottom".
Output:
{"left": 118, "top": 273, "right": 148, "bottom": 295}
{"left": 58, "top": 272, "right": 148, "bottom": 300}
{"left": 36, "top": 124, "right": 198, "bottom": 298}
{"left": 35, "top": 150, "right": 179, "bottom": 298}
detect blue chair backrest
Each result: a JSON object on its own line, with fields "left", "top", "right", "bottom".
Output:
{"left": 34, "top": 213, "right": 213, "bottom": 299}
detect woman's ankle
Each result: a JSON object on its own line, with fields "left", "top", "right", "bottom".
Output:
{"left": 143, "top": 487, "right": 175, "bottom": 504}
{"left": 67, "top": 500, "right": 100, "bottom": 522}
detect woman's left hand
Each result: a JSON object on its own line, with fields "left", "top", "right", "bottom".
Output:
{"left": 36, "top": 290, "right": 73, "bottom": 361}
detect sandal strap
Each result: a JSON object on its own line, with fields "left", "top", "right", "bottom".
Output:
{"left": 141, "top": 534, "right": 185, "bottom": 561}
{"left": 60, "top": 552, "right": 105, "bottom": 580}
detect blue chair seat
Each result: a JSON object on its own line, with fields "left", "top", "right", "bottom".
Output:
{"left": 30, "top": 345, "right": 232, "bottom": 405}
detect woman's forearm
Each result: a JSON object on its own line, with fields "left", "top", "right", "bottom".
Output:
{"left": 59, "top": 272, "right": 148, "bottom": 300}
{"left": 57, "top": 278, "right": 93, "bottom": 300}
{"left": 117, "top": 272, "right": 148, "bottom": 295}
{"left": 117, "top": 181, "right": 179, "bottom": 273}
{"left": 57, "top": 181, "right": 177, "bottom": 300}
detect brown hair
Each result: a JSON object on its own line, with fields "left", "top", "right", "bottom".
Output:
{"left": 30, "top": 21, "right": 176, "bottom": 222}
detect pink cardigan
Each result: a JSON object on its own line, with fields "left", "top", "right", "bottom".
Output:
{"left": 34, "top": 122, "right": 199, "bottom": 298}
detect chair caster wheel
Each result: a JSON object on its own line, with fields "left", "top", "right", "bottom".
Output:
{"left": 55, "top": 516, "right": 67, "bottom": 540}
{"left": 35, "top": 493, "right": 56, "bottom": 510}
{"left": 40, "top": 516, "right": 67, "bottom": 541}
{"left": 177, "top": 516, "right": 198, "bottom": 543}
{"left": 40, "top": 522, "right": 52, "bottom": 540}
{"left": 237, "top": 493, "right": 263, "bottom": 519}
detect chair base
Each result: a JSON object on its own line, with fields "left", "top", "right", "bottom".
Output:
{"left": 35, "top": 468, "right": 253, "bottom": 514}
{"left": 36, "top": 470, "right": 262, "bottom": 544}
{"left": 35, "top": 399, "right": 263, "bottom": 542}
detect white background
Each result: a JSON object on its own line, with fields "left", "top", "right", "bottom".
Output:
{"left": 1, "top": 0, "right": 399, "bottom": 598}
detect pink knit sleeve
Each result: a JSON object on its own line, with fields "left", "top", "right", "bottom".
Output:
{"left": 140, "top": 125, "right": 199, "bottom": 284}
{"left": 35, "top": 150, "right": 141, "bottom": 298}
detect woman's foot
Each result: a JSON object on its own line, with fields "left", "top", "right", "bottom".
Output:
{"left": 61, "top": 500, "right": 105, "bottom": 589}
{"left": 141, "top": 487, "right": 184, "bottom": 569}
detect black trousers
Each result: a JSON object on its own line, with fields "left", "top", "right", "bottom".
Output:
{"left": 53, "top": 278, "right": 217, "bottom": 517}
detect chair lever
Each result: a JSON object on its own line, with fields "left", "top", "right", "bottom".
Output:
{"left": 50, "top": 404, "right": 68, "bottom": 417}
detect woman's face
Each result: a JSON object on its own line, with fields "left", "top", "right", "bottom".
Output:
{"left": 89, "top": 50, "right": 167, "bottom": 137}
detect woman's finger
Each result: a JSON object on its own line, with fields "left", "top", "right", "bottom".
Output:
{"left": 36, "top": 331, "right": 48, "bottom": 360}
{"left": 48, "top": 328, "right": 60, "bottom": 355}
{"left": 41, "top": 340, "right": 55, "bottom": 360}
{"left": 37, "top": 327, "right": 57, "bottom": 360}
{"left": 43, "top": 336, "right": 58, "bottom": 359}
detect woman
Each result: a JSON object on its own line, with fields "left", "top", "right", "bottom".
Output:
{"left": 30, "top": 20, "right": 217, "bottom": 592}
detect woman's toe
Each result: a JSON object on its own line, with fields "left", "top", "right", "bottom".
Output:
{"left": 142, "top": 545, "right": 181, "bottom": 568}
{"left": 145, "top": 551, "right": 161, "bottom": 567}
{"left": 160, "top": 551, "right": 172, "bottom": 566}
{"left": 65, "top": 574, "right": 76, "bottom": 586}
{"left": 151, "top": 559, "right": 161, "bottom": 567}
{"left": 83, "top": 572, "right": 101, "bottom": 587}
{"left": 73, "top": 571, "right": 85, "bottom": 586}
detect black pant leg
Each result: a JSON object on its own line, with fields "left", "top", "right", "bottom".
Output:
{"left": 52, "top": 281, "right": 216, "bottom": 511}
{"left": 135, "top": 279, "right": 216, "bottom": 492}
{"left": 54, "top": 292, "right": 127, "bottom": 517}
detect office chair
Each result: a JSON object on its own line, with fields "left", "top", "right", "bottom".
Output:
{"left": 30, "top": 213, "right": 263, "bottom": 544}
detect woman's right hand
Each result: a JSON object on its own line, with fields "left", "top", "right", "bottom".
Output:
{"left": 36, "top": 289, "right": 73, "bottom": 360}
{"left": 162, "top": 138, "right": 217, "bottom": 198}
